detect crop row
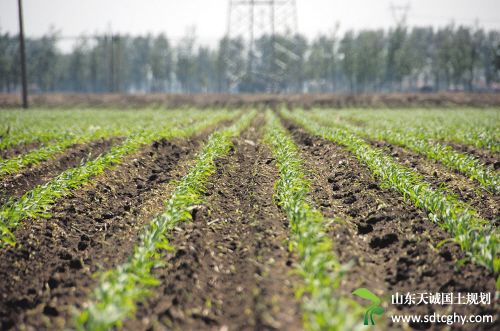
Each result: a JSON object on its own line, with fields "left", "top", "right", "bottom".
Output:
{"left": 1, "top": 131, "right": 112, "bottom": 177}
{"left": 317, "top": 109, "right": 500, "bottom": 152}
{"left": 1, "top": 109, "right": 194, "bottom": 135}
{"left": 307, "top": 112, "right": 499, "bottom": 194}
{"left": 0, "top": 131, "right": 63, "bottom": 154}
{"left": 0, "top": 111, "right": 238, "bottom": 247}
{"left": 0, "top": 109, "right": 206, "bottom": 157}
{"left": 264, "top": 111, "right": 362, "bottom": 331}
{"left": 75, "top": 111, "right": 256, "bottom": 330}
{"left": 0, "top": 110, "right": 214, "bottom": 175}
{"left": 284, "top": 109, "right": 499, "bottom": 275}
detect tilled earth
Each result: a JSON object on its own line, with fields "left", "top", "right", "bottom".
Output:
{"left": 0, "top": 138, "right": 199, "bottom": 329}
{"left": 126, "top": 124, "right": 302, "bottom": 331}
{"left": 287, "top": 124, "right": 498, "bottom": 330}
{"left": 0, "top": 118, "right": 498, "bottom": 331}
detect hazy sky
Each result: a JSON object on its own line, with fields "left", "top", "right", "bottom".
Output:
{"left": 1, "top": 0, "right": 499, "bottom": 45}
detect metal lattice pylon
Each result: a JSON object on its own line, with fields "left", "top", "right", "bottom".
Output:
{"left": 390, "top": 1, "right": 411, "bottom": 26}
{"left": 225, "top": 0, "right": 298, "bottom": 92}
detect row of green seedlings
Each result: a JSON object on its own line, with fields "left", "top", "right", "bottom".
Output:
{"left": 283, "top": 109, "right": 499, "bottom": 278}
{"left": 0, "top": 109, "right": 175, "bottom": 154}
{"left": 0, "top": 111, "right": 238, "bottom": 247}
{"left": 0, "top": 108, "right": 169, "bottom": 152}
{"left": 429, "top": 126, "right": 499, "bottom": 153}
{"left": 74, "top": 111, "right": 256, "bottom": 331}
{"left": 264, "top": 111, "right": 364, "bottom": 331}
{"left": 0, "top": 110, "right": 206, "bottom": 177}
{"left": 308, "top": 111, "right": 499, "bottom": 194}
{"left": 0, "top": 130, "right": 63, "bottom": 154}
{"left": 1, "top": 130, "right": 114, "bottom": 176}
{"left": 328, "top": 109, "right": 500, "bottom": 153}
{"left": 410, "top": 121, "right": 499, "bottom": 153}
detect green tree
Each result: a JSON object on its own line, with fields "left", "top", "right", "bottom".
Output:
{"left": 149, "top": 34, "right": 172, "bottom": 92}
{"left": 176, "top": 28, "right": 197, "bottom": 93}
{"left": 355, "top": 30, "right": 385, "bottom": 92}
{"left": 339, "top": 31, "right": 357, "bottom": 92}
{"left": 307, "top": 35, "right": 335, "bottom": 92}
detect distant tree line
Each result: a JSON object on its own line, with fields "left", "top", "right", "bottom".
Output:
{"left": 0, "top": 25, "right": 499, "bottom": 93}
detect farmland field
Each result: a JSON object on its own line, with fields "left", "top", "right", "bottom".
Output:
{"left": 0, "top": 107, "right": 498, "bottom": 330}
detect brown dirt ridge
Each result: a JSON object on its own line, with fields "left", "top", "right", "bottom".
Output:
{"left": 0, "top": 137, "right": 199, "bottom": 330}
{"left": 2, "top": 92, "right": 500, "bottom": 109}
{"left": 126, "top": 121, "right": 302, "bottom": 331}
{"left": 287, "top": 125, "right": 498, "bottom": 331}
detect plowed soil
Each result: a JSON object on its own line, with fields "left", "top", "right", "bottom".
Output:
{"left": 0, "top": 114, "right": 498, "bottom": 331}
{"left": 287, "top": 125, "right": 498, "bottom": 330}
{"left": 0, "top": 138, "right": 199, "bottom": 330}
{"left": 0, "top": 138, "right": 121, "bottom": 204}
{"left": 125, "top": 123, "right": 302, "bottom": 331}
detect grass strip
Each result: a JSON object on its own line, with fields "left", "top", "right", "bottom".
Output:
{"left": 309, "top": 112, "right": 499, "bottom": 194}
{"left": 264, "top": 110, "right": 363, "bottom": 331}
{"left": 284, "top": 109, "right": 499, "bottom": 275}
{"left": 74, "top": 111, "right": 255, "bottom": 331}
{"left": 0, "top": 112, "right": 237, "bottom": 247}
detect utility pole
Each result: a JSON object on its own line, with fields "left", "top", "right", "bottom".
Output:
{"left": 17, "top": 0, "right": 28, "bottom": 108}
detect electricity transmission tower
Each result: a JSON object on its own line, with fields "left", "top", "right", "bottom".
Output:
{"left": 389, "top": 2, "right": 411, "bottom": 27}
{"left": 225, "top": 0, "right": 299, "bottom": 92}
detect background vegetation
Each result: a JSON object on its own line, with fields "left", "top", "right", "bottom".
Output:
{"left": 1, "top": 25, "right": 499, "bottom": 94}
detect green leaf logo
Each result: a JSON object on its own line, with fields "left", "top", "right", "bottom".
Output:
{"left": 352, "top": 288, "right": 385, "bottom": 325}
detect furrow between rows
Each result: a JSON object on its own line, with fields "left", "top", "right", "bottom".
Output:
{"left": 288, "top": 125, "right": 498, "bottom": 330}
{"left": 0, "top": 112, "right": 236, "bottom": 247}
{"left": 0, "top": 136, "right": 201, "bottom": 330}
{"left": 284, "top": 109, "right": 499, "bottom": 274}
{"left": 75, "top": 112, "right": 255, "bottom": 330}
{"left": 0, "top": 141, "right": 41, "bottom": 161}
{"left": 125, "top": 119, "right": 302, "bottom": 330}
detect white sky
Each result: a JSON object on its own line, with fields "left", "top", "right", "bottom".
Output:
{"left": 1, "top": 0, "right": 499, "bottom": 46}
